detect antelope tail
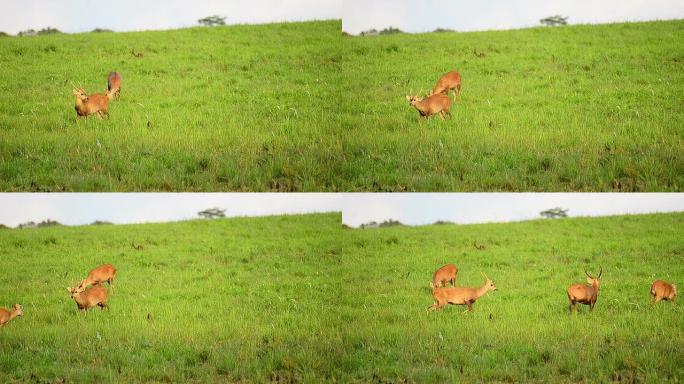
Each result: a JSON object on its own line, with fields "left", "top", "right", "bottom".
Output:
{"left": 107, "top": 71, "right": 119, "bottom": 91}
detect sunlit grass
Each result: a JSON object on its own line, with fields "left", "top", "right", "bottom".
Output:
{"left": 0, "top": 20, "right": 343, "bottom": 191}
{"left": 0, "top": 213, "right": 345, "bottom": 382}
{"left": 340, "top": 213, "right": 684, "bottom": 381}
{"left": 340, "top": 20, "right": 684, "bottom": 191}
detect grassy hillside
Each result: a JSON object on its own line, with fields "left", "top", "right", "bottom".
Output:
{"left": 0, "top": 213, "right": 346, "bottom": 382}
{"left": 340, "top": 213, "right": 684, "bottom": 382}
{"left": 340, "top": 20, "right": 684, "bottom": 191}
{"left": 0, "top": 20, "right": 343, "bottom": 191}
{"left": 1, "top": 212, "right": 682, "bottom": 381}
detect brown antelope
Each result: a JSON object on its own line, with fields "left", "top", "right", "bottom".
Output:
{"left": 67, "top": 285, "right": 109, "bottom": 311}
{"left": 0, "top": 304, "right": 23, "bottom": 327}
{"left": 430, "top": 71, "right": 462, "bottom": 101}
{"left": 432, "top": 264, "right": 458, "bottom": 288}
{"left": 429, "top": 273, "right": 497, "bottom": 312}
{"left": 76, "top": 264, "right": 116, "bottom": 293}
{"left": 107, "top": 72, "right": 122, "bottom": 100}
{"left": 74, "top": 88, "right": 109, "bottom": 118}
{"left": 567, "top": 268, "right": 602, "bottom": 313}
{"left": 406, "top": 93, "right": 452, "bottom": 120}
{"left": 651, "top": 280, "right": 676, "bottom": 304}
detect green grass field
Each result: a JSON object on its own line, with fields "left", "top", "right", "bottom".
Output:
{"left": 341, "top": 212, "right": 684, "bottom": 382}
{"left": 1, "top": 212, "right": 682, "bottom": 382}
{"left": 0, "top": 20, "right": 343, "bottom": 191}
{"left": 340, "top": 20, "right": 684, "bottom": 191}
{"left": 0, "top": 213, "right": 346, "bottom": 382}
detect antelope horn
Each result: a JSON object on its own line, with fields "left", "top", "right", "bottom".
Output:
{"left": 598, "top": 266, "right": 603, "bottom": 278}
{"left": 585, "top": 269, "right": 594, "bottom": 279}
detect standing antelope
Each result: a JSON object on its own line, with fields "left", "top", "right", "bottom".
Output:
{"left": 651, "top": 280, "right": 676, "bottom": 304}
{"left": 431, "top": 71, "right": 462, "bottom": 102}
{"left": 406, "top": 93, "right": 452, "bottom": 120}
{"left": 0, "top": 304, "right": 23, "bottom": 327}
{"left": 429, "top": 273, "right": 497, "bottom": 312}
{"left": 432, "top": 264, "right": 458, "bottom": 288}
{"left": 73, "top": 88, "right": 109, "bottom": 118}
{"left": 107, "top": 72, "right": 122, "bottom": 100}
{"left": 567, "top": 268, "right": 602, "bottom": 313}
{"left": 67, "top": 285, "right": 109, "bottom": 311}
{"left": 75, "top": 263, "right": 116, "bottom": 293}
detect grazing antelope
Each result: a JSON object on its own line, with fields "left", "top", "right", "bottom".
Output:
{"left": 73, "top": 88, "right": 109, "bottom": 118}
{"left": 429, "top": 273, "right": 497, "bottom": 312}
{"left": 432, "top": 264, "right": 458, "bottom": 288}
{"left": 430, "top": 71, "right": 462, "bottom": 102}
{"left": 0, "top": 304, "right": 23, "bottom": 327}
{"left": 107, "top": 72, "right": 122, "bottom": 100}
{"left": 567, "top": 268, "right": 602, "bottom": 313}
{"left": 406, "top": 93, "right": 452, "bottom": 120}
{"left": 75, "top": 264, "right": 116, "bottom": 293}
{"left": 651, "top": 280, "right": 676, "bottom": 304}
{"left": 67, "top": 285, "right": 109, "bottom": 311}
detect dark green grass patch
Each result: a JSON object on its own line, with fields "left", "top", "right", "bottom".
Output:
{"left": 340, "top": 20, "right": 684, "bottom": 191}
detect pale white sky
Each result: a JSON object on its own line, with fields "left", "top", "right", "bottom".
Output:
{"left": 0, "top": 0, "right": 341, "bottom": 34}
{"left": 0, "top": 193, "right": 682, "bottom": 228}
{"left": 341, "top": 193, "right": 684, "bottom": 227}
{"left": 0, "top": 193, "right": 343, "bottom": 227}
{"left": 343, "top": 0, "right": 684, "bottom": 34}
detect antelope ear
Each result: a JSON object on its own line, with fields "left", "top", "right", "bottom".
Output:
{"left": 405, "top": 95, "right": 410, "bottom": 101}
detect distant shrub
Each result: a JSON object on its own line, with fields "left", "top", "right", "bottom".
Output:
{"left": 198, "top": 207, "right": 226, "bottom": 219}
{"left": 359, "top": 29, "right": 378, "bottom": 37}
{"left": 360, "top": 219, "right": 404, "bottom": 228}
{"left": 433, "top": 220, "right": 455, "bottom": 225}
{"left": 379, "top": 27, "right": 403, "bottom": 35}
{"left": 91, "top": 28, "right": 114, "bottom": 33}
{"left": 198, "top": 15, "right": 226, "bottom": 27}
{"left": 360, "top": 27, "right": 404, "bottom": 37}
{"left": 17, "top": 29, "right": 36, "bottom": 37}
{"left": 37, "top": 219, "right": 62, "bottom": 227}
{"left": 433, "top": 28, "right": 455, "bottom": 33}
{"left": 17, "top": 219, "right": 62, "bottom": 228}
{"left": 91, "top": 220, "right": 113, "bottom": 225}
{"left": 378, "top": 219, "right": 403, "bottom": 227}
{"left": 540, "top": 15, "right": 568, "bottom": 27}
{"left": 0, "top": 31, "right": 10, "bottom": 37}
{"left": 37, "top": 27, "right": 62, "bottom": 35}
{"left": 540, "top": 207, "right": 568, "bottom": 219}
{"left": 17, "top": 27, "right": 62, "bottom": 36}
{"left": 359, "top": 221, "right": 378, "bottom": 228}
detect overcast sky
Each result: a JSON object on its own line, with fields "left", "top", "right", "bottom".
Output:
{"left": 0, "top": 194, "right": 343, "bottom": 227}
{"left": 0, "top": 0, "right": 341, "bottom": 34}
{"left": 343, "top": 0, "right": 684, "bottom": 34}
{"left": 0, "top": 193, "right": 682, "bottom": 228}
{"left": 342, "top": 193, "right": 684, "bottom": 227}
